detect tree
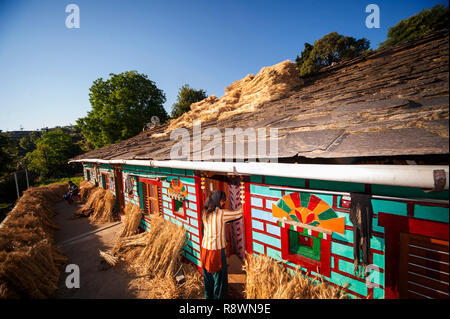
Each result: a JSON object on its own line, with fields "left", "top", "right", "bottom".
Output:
{"left": 77, "top": 71, "right": 168, "bottom": 148}
{"left": 0, "top": 131, "right": 17, "bottom": 176}
{"left": 380, "top": 5, "right": 449, "bottom": 48}
{"left": 297, "top": 32, "right": 371, "bottom": 77}
{"left": 295, "top": 43, "right": 313, "bottom": 73}
{"left": 25, "top": 129, "right": 81, "bottom": 179}
{"left": 18, "top": 131, "right": 40, "bottom": 158}
{"left": 171, "top": 84, "right": 207, "bottom": 118}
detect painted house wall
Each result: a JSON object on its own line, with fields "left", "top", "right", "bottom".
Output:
{"left": 83, "top": 163, "right": 93, "bottom": 182}
{"left": 120, "top": 165, "right": 202, "bottom": 267}
{"left": 247, "top": 175, "right": 449, "bottom": 299}
{"left": 81, "top": 162, "right": 449, "bottom": 299}
{"left": 98, "top": 164, "right": 115, "bottom": 195}
{"left": 83, "top": 163, "right": 115, "bottom": 195}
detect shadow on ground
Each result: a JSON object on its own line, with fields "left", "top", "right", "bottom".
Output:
{"left": 52, "top": 201, "right": 140, "bottom": 299}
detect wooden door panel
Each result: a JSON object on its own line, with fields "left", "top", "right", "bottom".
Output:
{"left": 114, "top": 166, "right": 125, "bottom": 213}
{"left": 400, "top": 232, "right": 449, "bottom": 299}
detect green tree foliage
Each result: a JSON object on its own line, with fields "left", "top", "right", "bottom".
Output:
{"left": 171, "top": 84, "right": 207, "bottom": 118}
{"left": 296, "top": 32, "right": 370, "bottom": 77}
{"left": 0, "top": 131, "right": 17, "bottom": 176}
{"left": 25, "top": 129, "right": 81, "bottom": 179}
{"left": 380, "top": 5, "right": 449, "bottom": 48}
{"left": 77, "top": 71, "right": 168, "bottom": 148}
{"left": 18, "top": 131, "right": 40, "bottom": 158}
{"left": 295, "top": 43, "right": 313, "bottom": 73}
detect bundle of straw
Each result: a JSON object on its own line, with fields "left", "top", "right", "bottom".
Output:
{"left": 99, "top": 250, "right": 118, "bottom": 266}
{"left": 88, "top": 191, "right": 116, "bottom": 224}
{"left": 74, "top": 186, "right": 117, "bottom": 224}
{"left": 243, "top": 254, "right": 348, "bottom": 299}
{"left": 112, "top": 215, "right": 204, "bottom": 299}
{"left": 135, "top": 215, "right": 186, "bottom": 276}
{"left": 79, "top": 180, "right": 96, "bottom": 202}
{"left": 75, "top": 188, "right": 105, "bottom": 217}
{"left": 0, "top": 184, "right": 68, "bottom": 299}
{"left": 118, "top": 203, "right": 143, "bottom": 238}
{"left": 45, "top": 183, "right": 68, "bottom": 202}
{"left": 111, "top": 232, "right": 149, "bottom": 265}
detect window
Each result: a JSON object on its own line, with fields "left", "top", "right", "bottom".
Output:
{"left": 86, "top": 169, "right": 90, "bottom": 181}
{"left": 280, "top": 224, "right": 331, "bottom": 277}
{"left": 101, "top": 173, "right": 109, "bottom": 189}
{"left": 172, "top": 198, "right": 187, "bottom": 219}
{"left": 288, "top": 230, "right": 321, "bottom": 261}
{"left": 141, "top": 179, "right": 161, "bottom": 215}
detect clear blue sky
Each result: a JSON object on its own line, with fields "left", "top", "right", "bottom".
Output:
{"left": 0, "top": 0, "right": 447, "bottom": 131}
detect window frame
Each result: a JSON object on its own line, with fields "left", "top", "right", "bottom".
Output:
{"left": 101, "top": 173, "right": 109, "bottom": 190}
{"left": 280, "top": 223, "right": 331, "bottom": 277}
{"left": 139, "top": 177, "right": 162, "bottom": 216}
{"left": 172, "top": 198, "right": 187, "bottom": 219}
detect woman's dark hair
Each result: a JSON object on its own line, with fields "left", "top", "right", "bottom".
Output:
{"left": 203, "top": 190, "right": 226, "bottom": 215}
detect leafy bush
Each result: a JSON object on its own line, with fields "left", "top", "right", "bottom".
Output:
{"left": 380, "top": 4, "right": 449, "bottom": 48}
{"left": 296, "top": 32, "right": 370, "bottom": 77}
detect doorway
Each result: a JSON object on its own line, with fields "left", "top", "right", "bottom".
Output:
{"left": 113, "top": 166, "right": 125, "bottom": 215}
{"left": 202, "top": 175, "right": 246, "bottom": 298}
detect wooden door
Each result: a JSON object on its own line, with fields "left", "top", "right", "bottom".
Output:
{"left": 202, "top": 176, "right": 227, "bottom": 208}
{"left": 114, "top": 166, "right": 125, "bottom": 213}
{"left": 399, "top": 232, "right": 449, "bottom": 299}
{"left": 202, "top": 175, "right": 246, "bottom": 255}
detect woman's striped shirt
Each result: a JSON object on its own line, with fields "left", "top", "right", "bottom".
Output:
{"left": 201, "top": 207, "right": 243, "bottom": 250}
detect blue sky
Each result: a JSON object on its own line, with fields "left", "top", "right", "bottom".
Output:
{"left": 0, "top": 0, "right": 447, "bottom": 131}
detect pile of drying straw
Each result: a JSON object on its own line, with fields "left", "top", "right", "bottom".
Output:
{"left": 0, "top": 184, "right": 68, "bottom": 299}
{"left": 74, "top": 180, "right": 116, "bottom": 224}
{"left": 103, "top": 208, "right": 203, "bottom": 299}
{"left": 244, "top": 254, "right": 349, "bottom": 299}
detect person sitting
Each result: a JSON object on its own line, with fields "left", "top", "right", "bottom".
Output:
{"left": 64, "top": 181, "right": 79, "bottom": 204}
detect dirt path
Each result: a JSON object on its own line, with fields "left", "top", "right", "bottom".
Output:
{"left": 53, "top": 201, "right": 142, "bottom": 298}
{"left": 52, "top": 200, "right": 245, "bottom": 299}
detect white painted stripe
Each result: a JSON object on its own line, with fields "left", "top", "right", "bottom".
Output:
{"left": 408, "top": 281, "right": 449, "bottom": 296}
{"left": 409, "top": 262, "right": 449, "bottom": 275}
{"left": 407, "top": 290, "right": 433, "bottom": 299}
{"left": 410, "top": 253, "right": 449, "bottom": 265}
{"left": 409, "top": 244, "right": 449, "bottom": 255}
{"left": 408, "top": 271, "right": 449, "bottom": 285}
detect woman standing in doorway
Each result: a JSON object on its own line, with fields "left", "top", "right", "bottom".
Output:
{"left": 200, "top": 190, "right": 243, "bottom": 299}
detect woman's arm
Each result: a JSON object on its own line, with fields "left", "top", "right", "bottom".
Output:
{"left": 223, "top": 208, "right": 243, "bottom": 222}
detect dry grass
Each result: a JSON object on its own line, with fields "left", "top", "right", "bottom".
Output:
{"left": 0, "top": 184, "right": 68, "bottom": 299}
{"left": 118, "top": 203, "right": 142, "bottom": 238}
{"left": 244, "top": 254, "right": 349, "bottom": 299}
{"left": 74, "top": 185, "right": 117, "bottom": 224}
{"left": 88, "top": 191, "right": 116, "bottom": 224}
{"left": 79, "top": 180, "right": 96, "bottom": 202}
{"left": 111, "top": 215, "right": 203, "bottom": 299}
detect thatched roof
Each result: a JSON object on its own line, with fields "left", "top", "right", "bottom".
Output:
{"left": 72, "top": 30, "right": 449, "bottom": 162}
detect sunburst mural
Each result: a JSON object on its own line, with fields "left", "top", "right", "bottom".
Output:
{"left": 272, "top": 192, "right": 345, "bottom": 234}
{"left": 168, "top": 178, "right": 188, "bottom": 201}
